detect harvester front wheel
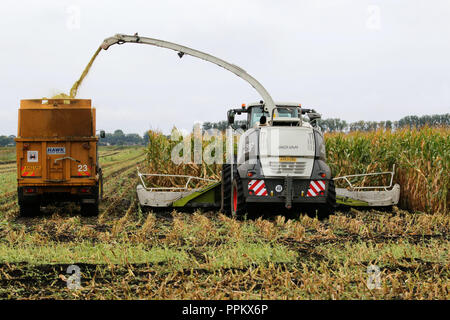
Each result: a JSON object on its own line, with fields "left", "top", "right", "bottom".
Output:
{"left": 231, "top": 168, "right": 247, "bottom": 217}
{"left": 221, "top": 164, "right": 232, "bottom": 213}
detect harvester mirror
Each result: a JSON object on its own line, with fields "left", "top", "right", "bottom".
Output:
{"left": 259, "top": 115, "right": 267, "bottom": 125}
{"left": 100, "top": 130, "right": 106, "bottom": 138}
{"left": 227, "top": 110, "right": 235, "bottom": 125}
{"left": 308, "top": 113, "right": 321, "bottom": 121}
{"left": 307, "top": 113, "right": 321, "bottom": 127}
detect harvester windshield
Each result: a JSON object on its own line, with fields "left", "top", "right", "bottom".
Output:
{"left": 273, "top": 107, "right": 300, "bottom": 119}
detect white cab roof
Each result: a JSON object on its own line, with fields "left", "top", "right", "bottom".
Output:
{"left": 247, "top": 102, "right": 302, "bottom": 107}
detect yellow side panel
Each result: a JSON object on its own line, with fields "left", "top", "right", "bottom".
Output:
{"left": 19, "top": 109, "right": 93, "bottom": 137}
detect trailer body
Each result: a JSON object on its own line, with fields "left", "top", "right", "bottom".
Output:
{"left": 15, "top": 99, "right": 102, "bottom": 216}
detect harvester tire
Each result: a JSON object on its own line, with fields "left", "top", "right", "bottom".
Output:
{"left": 221, "top": 164, "right": 232, "bottom": 213}
{"left": 231, "top": 167, "right": 247, "bottom": 217}
{"left": 316, "top": 179, "right": 336, "bottom": 220}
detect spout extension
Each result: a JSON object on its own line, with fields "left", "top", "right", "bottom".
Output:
{"left": 99, "top": 33, "right": 277, "bottom": 116}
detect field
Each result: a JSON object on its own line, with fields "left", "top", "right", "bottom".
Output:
{"left": 0, "top": 130, "right": 449, "bottom": 299}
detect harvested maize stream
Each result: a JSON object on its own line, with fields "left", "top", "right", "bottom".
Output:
{"left": 0, "top": 130, "right": 448, "bottom": 299}
{"left": 49, "top": 46, "right": 102, "bottom": 99}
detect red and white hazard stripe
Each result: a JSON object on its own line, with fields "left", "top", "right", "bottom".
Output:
{"left": 306, "top": 180, "right": 326, "bottom": 197}
{"left": 248, "top": 179, "right": 268, "bottom": 196}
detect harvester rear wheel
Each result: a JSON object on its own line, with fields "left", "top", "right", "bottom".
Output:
{"left": 230, "top": 167, "right": 247, "bottom": 217}
{"left": 316, "top": 179, "right": 336, "bottom": 219}
{"left": 221, "top": 164, "right": 232, "bottom": 213}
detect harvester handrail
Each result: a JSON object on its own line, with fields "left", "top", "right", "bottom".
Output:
{"left": 138, "top": 169, "right": 218, "bottom": 192}
{"left": 333, "top": 164, "right": 396, "bottom": 191}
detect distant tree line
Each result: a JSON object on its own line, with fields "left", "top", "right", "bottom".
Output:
{"left": 317, "top": 113, "right": 449, "bottom": 132}
{"left": 99, "top": 130, "right": 146, "bottom": 146}
{"left": 202, "top": 113, "right": 449, "bottom": 133}
{"left": 0, "top": 135, "right": 16, "bottom": 147}
{"left": 1, "top": 113, "right": 448, "bottom": 147}
{"left": 202, "top": 120, "right": 247, "bottom": 131}
{"left": 0, "top": 131, "right": 146, "bottom": 147}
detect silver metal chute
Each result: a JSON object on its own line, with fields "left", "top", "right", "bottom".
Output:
{"left": 137, "top": 169, "right": 219, "bottom": 207}
{"left": 136, "top": 166, "right": 400, "bottom": 209}
{"left": 334, "top": 165, "right": 400, "bottom": 206}
{"left": 101, "top": 33, "right": 277, "bottom": 117}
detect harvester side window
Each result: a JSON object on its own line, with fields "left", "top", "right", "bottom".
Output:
{"left": 249, "top": 107, "right": 269, "bottom": 128}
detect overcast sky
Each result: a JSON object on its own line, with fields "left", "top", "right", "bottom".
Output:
{"left": 1, "top": 0, "right": 449, "bottom": 135}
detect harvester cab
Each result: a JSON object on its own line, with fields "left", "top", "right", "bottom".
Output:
{"left": 227, "top": 102, "right": 321, "bottom": 128}
{"left": 222, "top": 102, "right": 335, "bottom": 218}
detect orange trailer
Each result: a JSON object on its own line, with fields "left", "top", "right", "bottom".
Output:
{"left": 15, "top": 99, "right": 104, "bottom": 216}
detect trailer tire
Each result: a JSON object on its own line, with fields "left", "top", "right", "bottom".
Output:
{"left": 316, "top": 179, "right": 336, "bottom": 220}
{"left": 18, "top": 188, "right": 40, "bottom": 217}
{"left": 98, "top": 168, "right": 104, "bottom": 201}
{"left": 81, "top": 202, "right": 99, "bottom": 217}
{"left": 221, "top": 164, "right": 232, "bottom": 213}
{"left": 19, "top": 202, "right": 40, "bottom": 217}
{"left": 231, "top": 167, "right": 247, "bottom": 217}
{"left": 81, "top": 184, "right": 100, "bottom": 217}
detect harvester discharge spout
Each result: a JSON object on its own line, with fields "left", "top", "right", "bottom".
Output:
{"left": 100, "top": 33, "right": 277, "bottom": 118}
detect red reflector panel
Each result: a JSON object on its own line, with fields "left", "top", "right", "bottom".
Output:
{"left": 306, "top": 180, "right": 326, "bottom": 197}
{"left": 248, "top": 179, "right": 268, "bottom": 196}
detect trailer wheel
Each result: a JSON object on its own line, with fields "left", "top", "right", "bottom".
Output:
{"left": 81, "top": 202, "right": 99, "bottom": 217}
{"left": 316, "top": 179, "right": 336, "bottom": 219}
{"left": 230, "top": 168, "right": 247, "bottom": 217}
{"left": 19, "top": 202, "right": 40, "bottom": 217}
{"left": 18, "top": 188, "right": 40, "bottom": 217}
{"left": 221, "top": 164, "right": 232, "bottom": 213}
{"left": 98, "top": 168, "right": 104, "bottom": 201}
{"left": 81, "top": 184, "right": 100, "bottom": 217}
